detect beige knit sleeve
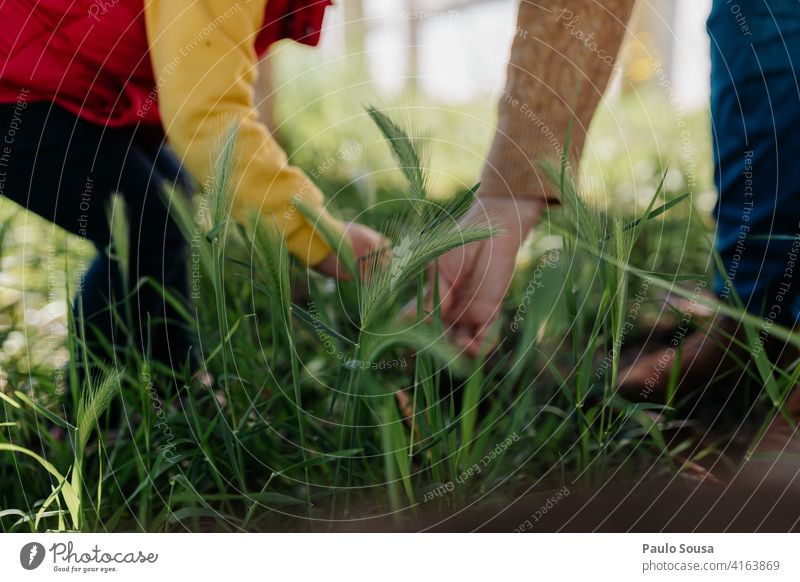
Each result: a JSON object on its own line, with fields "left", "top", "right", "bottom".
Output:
{"left": 480, "top": 0, "right": 636, "bottom": 202}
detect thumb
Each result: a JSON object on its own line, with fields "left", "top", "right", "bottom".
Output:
{"left": 314, "top": 251, "right": 351, "bottom": 281}
{"left": 400, "top": 261, "right": 457, "bottom": 323}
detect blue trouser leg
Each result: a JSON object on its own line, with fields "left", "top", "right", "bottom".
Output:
{"left": 709, "top": 1, "right": 800, "bottom": 324}
{"left": 0, "top": 103, "right": 196, "bottom": 371}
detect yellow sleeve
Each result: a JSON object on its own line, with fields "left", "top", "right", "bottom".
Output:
{"left": 144, "top": 0, "right": 342, "bottom": 265}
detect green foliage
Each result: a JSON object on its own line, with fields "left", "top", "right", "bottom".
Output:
{"left": 1, "top": 95, "right": 794, "bottom": 532}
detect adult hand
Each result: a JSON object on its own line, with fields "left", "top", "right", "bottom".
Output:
{"left": 434, "top": 197, "right": 545, "bottom": 357}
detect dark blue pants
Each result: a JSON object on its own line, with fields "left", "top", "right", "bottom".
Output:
{"left": 709, "top": 0, "right": 800, "bottom": 324}
{"left": 0, "top": 103, "right": 195, "bottom": 370}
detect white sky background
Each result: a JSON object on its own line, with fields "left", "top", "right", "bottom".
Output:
{"left": 318, "top": 0, "right": 712, "bottom": 110}
{"left": 672, "top": 0, "right": 712, "bottom": 110}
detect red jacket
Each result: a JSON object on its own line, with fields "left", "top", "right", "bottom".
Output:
{"left": 0, "top": 0, "right": 331, "bottom": 128}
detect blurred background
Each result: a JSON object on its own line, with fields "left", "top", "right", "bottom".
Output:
{"left": 265, "top": 0, "right": 714, "bottom": 204}
{"left": 314, "top": 0, "right": 710, "bottom": 105}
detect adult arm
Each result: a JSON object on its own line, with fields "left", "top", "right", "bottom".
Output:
{"left": 437, "top": 0, "right": 637, "bottom": 355}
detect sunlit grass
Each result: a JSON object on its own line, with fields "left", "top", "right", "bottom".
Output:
{"left": 1, "top": 99, "right": 791, "bottom": 532}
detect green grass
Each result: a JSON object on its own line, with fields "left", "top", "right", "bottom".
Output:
{"left": 1, "top": 94, "right": 796, "bottom": 531}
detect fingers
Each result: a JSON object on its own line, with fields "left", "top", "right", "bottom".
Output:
{"left": 313, "top": 251, "right": 349, "bottom": 280}
{"left": 346, "top": 222, "right": 390, "bottom": 280}
{"left": 400, "top": 297, "right": 419, "bottom": 322}
{"left": 346, "top": 222, "right": 389, "bottom": 261}
{"left": 313, "top": 222, "right": 389, "bottom": 281}
{"left": 316, "top": 220, "right": 505, "bottom": 360}
{"left": 451, "top": 314, "right": 501, "bottom": 358}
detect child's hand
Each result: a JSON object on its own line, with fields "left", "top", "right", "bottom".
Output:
{"left": 433, "top": 197, "right": 544, "bottom": 357}
{"left": 314, "top": 222, "right": 388, "bottom": 280}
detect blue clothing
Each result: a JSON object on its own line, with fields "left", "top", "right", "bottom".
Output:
{"left": 709, "top": 0, "right": 800, "bottom": 323}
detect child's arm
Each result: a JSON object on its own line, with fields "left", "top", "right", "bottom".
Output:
{"left": 144, "top": 0, "right": 341, "bottom": 266}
